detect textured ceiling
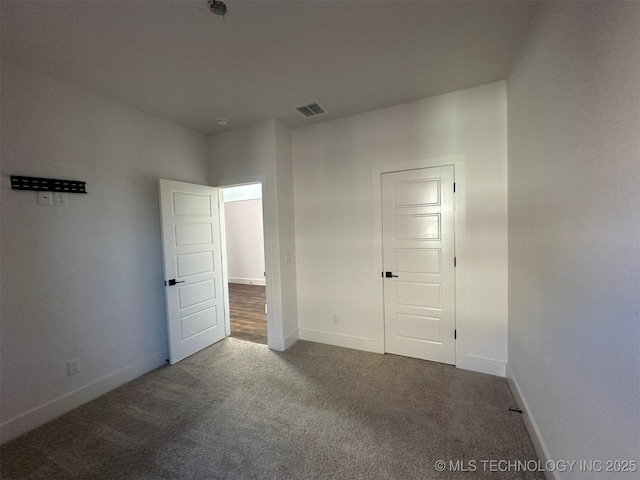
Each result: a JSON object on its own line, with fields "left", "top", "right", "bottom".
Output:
{"left": 1, "top": 1, "right": 538, "bottom": 134}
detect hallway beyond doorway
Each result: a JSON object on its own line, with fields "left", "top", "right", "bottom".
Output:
{"left": 229, "top": 283, "right": 267, "bottom": 344}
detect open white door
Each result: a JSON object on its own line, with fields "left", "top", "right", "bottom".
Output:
{"left": 159, "top": 179, "right": 226, "bottom": 364}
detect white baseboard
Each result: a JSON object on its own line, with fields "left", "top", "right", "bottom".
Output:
{"left": 269, "top": 329, "right": 299, "bottom": 351}
{"left": 228, "top": 277, "right": 266, "bottom": 286}
{"left": 0, "top": 351, "right": 167, "bottom": 445}
{"left": 457, "top": 354, "right": 506, "bottom": 377}
{"left": 269, "top": 338, "right": 284, "bottom": 351}
{"left": 506, "top": 364, "right": 558, "bottom": 480}
{"left": 298, "top": 328, "right": 383, "bottom": 354}
{"left": 283, "top": 329, "right": 299, "bottom": 349}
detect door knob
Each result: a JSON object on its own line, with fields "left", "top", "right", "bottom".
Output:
{"left": 384, "top": 272, "right": 398, "bottom": 278}
{"left": 165, "top": 279, "right": 185, "bottom": 286}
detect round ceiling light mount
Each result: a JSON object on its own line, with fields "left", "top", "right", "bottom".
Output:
{"left": 217, "top": 118, "right": 229, "bottom": 128}
{"left": 208, "top": 1, "right": 227, "bottom": 17}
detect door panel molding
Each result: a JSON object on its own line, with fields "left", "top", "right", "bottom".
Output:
{"left": 372, "top": 155, "right": 468, "bottom": 368}
{"left": 159, "top": 179, "right": 226, "bottom": 364}
{"left": 382, "top": 166, "right": 455, "bottom": 364}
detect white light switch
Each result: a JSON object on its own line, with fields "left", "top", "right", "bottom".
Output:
{"left": 284, "top": 253, "right": 291, "bottom": 264}
{"left": 54, "top": 192, "right": 67, "bottom": 206}
{"left": 38, "top": 191, "right": 53, "bottom": 206}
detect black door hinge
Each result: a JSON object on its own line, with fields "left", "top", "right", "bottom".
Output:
{"left": 454, "top": 329, "right": 457, "bottom": 340}
{"left": 453, "top": 182, "right": 456, "bottom": 193}
{"left": 454, "top": 257, "right": 457, "bottom": 267}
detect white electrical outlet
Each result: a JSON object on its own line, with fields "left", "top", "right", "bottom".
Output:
{"left": 54, "top": 192, "right": 67, "bottom": 206}
{"left": 67, "top": 359, "right": 80, "bottom": 376}
{"left": 37, "top": 191, "right": 53, "bottom": 206}
{"left": 332, "top": 314, "right": 338, "bottom": 324}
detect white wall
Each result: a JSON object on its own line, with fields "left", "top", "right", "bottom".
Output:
{"left": 0, "top": 64, "right": 210, "bottom": 442}
{"left": 224, "top": 198, "right": 266, "bottom": 285}
{"left": 223, "top": 183, "right": 262, "bottom": 203}
{"left": 292, "top": 82, "right": 508, "bottom": 376}
{"left": 209, "top": 120, "right": 298, "bottom": 349}
{"left": 507, "top": 2, "right": 640, "bottom": 476}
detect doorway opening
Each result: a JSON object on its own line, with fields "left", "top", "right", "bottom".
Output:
{"left": 221, "top": 183, "right": 268, "bottom": 345}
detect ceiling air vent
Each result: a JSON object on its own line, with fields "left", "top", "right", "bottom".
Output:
{"left": 293, "top": 101, "right": 327, "bottom": 119}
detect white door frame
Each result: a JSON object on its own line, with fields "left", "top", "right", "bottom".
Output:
{"left": 372, "top": 155, "right": 467, "bottom": 368}
{"left": 216, "top": 174, "right": 278, "bottom": 350}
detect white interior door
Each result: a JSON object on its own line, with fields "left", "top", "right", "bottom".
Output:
{"left": 159, "top": 179, "right": 226, "bottom": 364}
{"left": 382, "top": 166, "right": 455, "bottom": 364}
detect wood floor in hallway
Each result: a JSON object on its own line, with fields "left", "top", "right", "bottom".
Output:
{"left": 229, "top": 283, "right": 267, "bottom": 345}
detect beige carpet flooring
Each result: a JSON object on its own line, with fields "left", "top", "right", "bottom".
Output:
{"left": 0, "top": 339, "right": 542, "bottom": 479}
